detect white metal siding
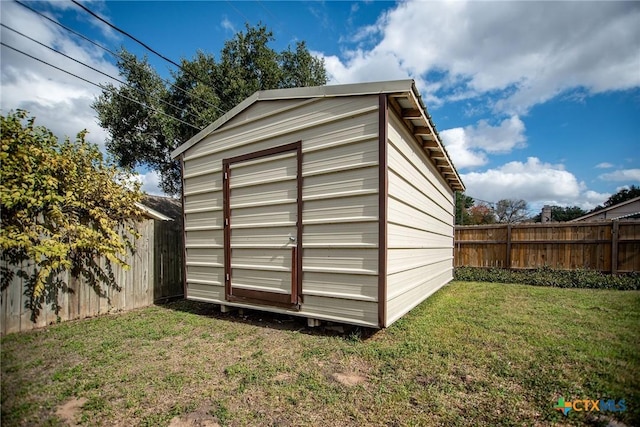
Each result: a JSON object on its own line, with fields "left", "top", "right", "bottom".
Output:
{"left": 182, "top": 95, "right": 380, "bottom": 326}
{"left": 385, "top": 111, "right": 455, "bottom": 326}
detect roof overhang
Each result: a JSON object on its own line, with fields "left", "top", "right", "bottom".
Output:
{"left": 135, "top": 202, "right": 173, "bottom": 221}
{"left": 171, "top": 80, "right": 464, "bottom": 192}
{"left": 386, "top": 84, "right": 465, "bottom": 192}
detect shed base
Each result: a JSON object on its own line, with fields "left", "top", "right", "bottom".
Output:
{"left": 220, "top": 305, "right": 237, "bottom": 314}
{"left": 307, "top": 318, "right": 322, "bottom": 328}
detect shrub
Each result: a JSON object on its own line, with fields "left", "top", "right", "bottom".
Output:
{"left": 454, "top": 266, "right": 640, "bottom": 290}
{"left": 1, "top": 110, "right": 144, "bottom": 321}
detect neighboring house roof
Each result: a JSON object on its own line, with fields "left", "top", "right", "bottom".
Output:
{"left": 171, "top": 80, "right": 464, "bottom": 192}
{"left": 571, "top": 196, "right": 640, "bottom": 222}
{"left": 135, "top": 202, "right": 172, "bottom": 221}
{"left": 136, "top": 196, "right": 182, "bottom": 222}
{"left": 141, "top": 195, "right": 182, "bottom": 221}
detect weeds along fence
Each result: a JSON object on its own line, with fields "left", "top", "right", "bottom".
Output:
{"left": 454, "top": 220, "right": 640, "bottom": 273}
{"left": 0, "top": 218, "right": 184, "bottom": 334}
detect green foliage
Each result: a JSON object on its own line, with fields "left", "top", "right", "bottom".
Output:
{"left": 591, "top": 185, "right": 640, "bottom": 213}
{"left": 454, "top": 266, "right": 640, "bottom": 290}
{"left": 455, "top": 192, "right": 474, "bottom": 225}
{"left": 605, "top": 184, "right": 640, "bottom": 207}
{"left": 94, "top": 24, "right": 328, "bottom": 195}
{"left": 551, "top": 205, "right": 587, "bottom": 221}
{"left": 0, "top": 110, "right": 143, "bottom": 321}
{"left": 531, "top": 205, "right": 587, "bottom": 222}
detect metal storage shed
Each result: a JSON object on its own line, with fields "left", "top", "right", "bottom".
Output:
{"left": 171, "top": 80, "right": 464, "bottom": 328}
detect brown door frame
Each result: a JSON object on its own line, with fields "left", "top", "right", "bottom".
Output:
{"left": 222, "top": 141, "right": 303, "bottom": 309}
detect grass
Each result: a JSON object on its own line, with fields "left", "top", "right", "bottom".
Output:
{"left": 1, "top": 281, "right": 639, "bottom": 426}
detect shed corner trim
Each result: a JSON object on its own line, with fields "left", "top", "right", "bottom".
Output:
{"left": 378, "top": 93, "right": 388, "bottom": 328}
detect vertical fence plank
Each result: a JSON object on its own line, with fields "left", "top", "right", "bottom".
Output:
{"left": 611, "top": 220, "right": 619, "bottom": 274}
{"left": 18, "top": 262, "right": 32, "bottom": 331}
{"left": 505, "top": 224, "right": 512, "bottom": 268}
{"left": 3, "top": 259, "right": 23, "bottom": 334}
{"left": 0, "top": 261, "right": 6, "bottom": 335}
{"left": 147, "top": 220, "right": 155, "bottom": 305}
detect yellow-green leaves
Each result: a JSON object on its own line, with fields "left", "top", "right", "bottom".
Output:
{"left": 1, "top": 110, "right": 144, "bottom": 320}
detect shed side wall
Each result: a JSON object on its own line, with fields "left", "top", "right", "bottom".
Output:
{"left": 182, "top": 96, "right": 381, "bottom": 326}
{"left": 386, "top": 111, "right": 455, "bottom": 326}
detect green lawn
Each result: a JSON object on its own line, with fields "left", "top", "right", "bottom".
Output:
{"left": 2, "top": 282, "right": 639, "bottom": 426}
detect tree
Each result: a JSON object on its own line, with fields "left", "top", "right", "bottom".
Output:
{"left": 531, "top": 205, "right": 587, "bottom": 222}
{"left": 468, "top": 203, "right": 496, "bottom": 225}
{"left": 591, "top": 185, "right": 640, "bottom": 212}
{"left": 495, "top": 199, "right": 529, "bottom": 223}
{"left": 0, "top": 111, "right": 143, "bottom": 320}
{"left": 94, "top": 24, "right": 328, "bottom": 195}
{"left": 455, "top": 192, "right": 474, "bottom": 225}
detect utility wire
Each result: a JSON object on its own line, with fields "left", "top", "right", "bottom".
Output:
{"left": 225, "top": 0, "right": 251, "bottom": 24}
{"left": 69, "top": 0, "right": 226, "bottom": 114}
{"left": 0, "top": 42, "right": 201, "bottom": 131}
{"left": 1, "top": 23, "right": 203, "bottom": 127}
{"left": 470, "top": 197, "right": 496, "bottom": 207}
{"left": 70, "top": 0, "right": 182, "bottom": 70}
{"left": 13, "top": 0, "right": 223, "bottom": 112}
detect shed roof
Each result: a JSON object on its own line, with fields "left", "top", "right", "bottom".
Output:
{"left": 171, "top": 80, "right": 464, "bottom": 191}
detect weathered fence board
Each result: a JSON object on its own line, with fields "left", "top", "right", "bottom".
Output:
{"left": 0, "top": 218, "right": 184, "bottom": 334}
{"left": 455, "top": 220, "right": 639, "bottom": 273}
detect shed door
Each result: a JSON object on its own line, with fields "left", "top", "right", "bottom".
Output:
{"left": 223, "top": 142, "right": 302, "bottom": 308}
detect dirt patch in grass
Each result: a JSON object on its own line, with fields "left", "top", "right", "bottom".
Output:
{"left": 55, "top": 397, "right": 87, "bottom": 426}
{"left": 168, "top": 406, "right": 221, "bottom": 427}
{"left": 331, "top": 372, "right": 367, "bottom": 386}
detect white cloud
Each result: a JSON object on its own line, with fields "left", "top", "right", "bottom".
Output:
{"left": 327, "top": 1, "right": 640, "bottom": 114}
{"left": 599, "top": 169, "right": 640, "bottom": 182}
{"left": 135, "top": 170, "right": 165, "bottom": 196}
{"left": 317, "top": 48, "right": 413, "bottom": 88}
{"left": 596, "top": 162, "right": 614, "bottom": 169}
{"left": 439, "top": 127, "right": 487, "bottom": 169}
{"left": 440, "top": 115, "right": 526, "bottom": 169}
{"left": 221, "top": 17, "right": 236, "bottom": 33}
{"left": 462, "top": 157, "right": 608, "bottom": 210}
{"left": 1, "top": 1, "right": 117, "bottom": 148}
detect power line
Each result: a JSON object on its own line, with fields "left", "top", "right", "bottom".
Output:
{"left": 0, "top": 42, "right": 201, "bottom": 131}
{"left": 1, "top": 23, "right": 203, "bottom": 127}
{"left": 226, "top": 0, "right": 251, "bottom": 24}
{"left": 15, "top": 0, "right": 121, "bottom": 60}
{"left": 69, "top": 0, "right": 226, "bottom": 114}
{"left": 13, "top": 0, "right": 222, "bottom": 113}
{"left": 70, "top": 0, "right": 182, "bottom": 70}
{"left": 470, "top": 197, "right": 496, "bottom": 207}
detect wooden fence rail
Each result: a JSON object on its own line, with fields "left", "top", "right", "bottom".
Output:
{"left": 454, "top": 220, "right": 640, "bottom": 273}
{"left": 0, "top": 218, "right": 184, "bottom": 334}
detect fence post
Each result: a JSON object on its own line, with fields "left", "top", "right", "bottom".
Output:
{"left": 611, "top": 220, "right": 619, "bottom": 274}
{"left": 506, "top": 224, "right": 512, "bottom": 269}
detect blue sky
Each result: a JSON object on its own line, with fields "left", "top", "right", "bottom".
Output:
{"left": 1, "top": 1, "right": 639, "bottom": 214}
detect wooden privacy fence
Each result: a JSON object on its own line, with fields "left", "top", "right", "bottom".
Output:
{"left": 0, "top": 218, "right": 184, "bottom": 334}
{"left": 454, "top": 220, "right": 640, "bottom": 273}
